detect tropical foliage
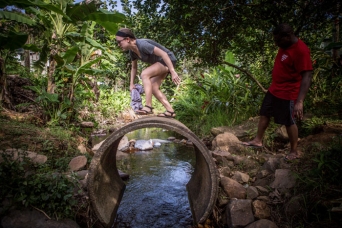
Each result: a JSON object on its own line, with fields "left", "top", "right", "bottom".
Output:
{"left": 122, "top": 0, "right": 340, "bottom": 65}
{"left": 173, "top": 52, "right": 261, "bottom": 135}
{"left": 118, "top": 0, "right": 341, "bottom": 135}
{"left": 1, "top": 0, "right": 341, "bottom": 130}
{"left": 0, "top": 0, "right": 125, "bottom": 123}
{"left": 0, "top": 0, "right": 342, "bottom": 226}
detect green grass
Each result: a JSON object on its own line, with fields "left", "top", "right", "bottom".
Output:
{"left": 0, "top": 115, "right": 86, "bottom": 220}
{"left": 291, "top": 134, "right": 342, "bottom": 227}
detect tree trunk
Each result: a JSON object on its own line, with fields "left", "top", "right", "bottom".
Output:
{"left": 0, "top": 56, "right": 13, "bottom": 109}
{"left": 24, "top": 50, "right": 30, "bottom": 71}
{"left": 24, "top": 35, "right": 31, "bottom": 72}
{"left": 331, "top": 2, "right": 340, "bottom": 81}
{"left": 0, "top": 57, "right": 5, "bottom": 102}
{"left": 332, "top": 14, "right": 340, "bottom": 62}
{"left": 47, "top": 56, "right": 56, "bottom": 94}
{"left": 87, "top": 77, "right": 100, "bottom": 102}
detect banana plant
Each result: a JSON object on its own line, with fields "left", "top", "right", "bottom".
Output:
{"left": 0, "top": 0, "right": 70, "bottom": 107}
{"left": 1, "top": 0, "right": 125, "bottom": 108}
{"left": 24, "top": 16, "right": 121, "bottom": 124}
{"left": 0, "top": 0, "right": 125, "bottom": 122}
{"left": 62, "top": 21, "right": 119, "bottom": 105}
{"left": 33, "top": 0, "right": 125, "bottom": 94}
{"left": 0, "top": 1, "right": 36, "bottom": 108}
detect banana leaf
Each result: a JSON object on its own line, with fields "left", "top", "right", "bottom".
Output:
{"left": 0, "top": 31, "right": 28, "bottom": 50}
{"left": 0, "top": 11, "right": 35, "bottom": 25}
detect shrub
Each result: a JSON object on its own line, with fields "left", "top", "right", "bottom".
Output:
{"left": 0, "top": 152, "right": 79, "bottom": 219}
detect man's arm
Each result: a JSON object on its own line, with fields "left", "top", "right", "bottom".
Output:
{"left": 294, "top": 70, "right": 313, "bottom": 120}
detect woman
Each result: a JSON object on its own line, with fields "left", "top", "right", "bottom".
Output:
{"left": 115, "top": 28, "right": 181, "bottom": 118}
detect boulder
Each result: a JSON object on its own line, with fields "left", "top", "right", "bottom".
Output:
{"left": 212, "top": 132, "right": 242, "bottom": 153}
{"left": 221, "top": 176, "right": 246, "bottom": 199}
{"left": 252, "top": 200, "right": 271, "bottom": 219}
{"left": 68, "top": 156, "right": 87, "bottom": 171}
{"left": 80, "top": 121, "right": 94, "bottom": 128}
{"left": 134, "top": 139, "right": 154, "bottom": 150}
{"left": 246, "top": 186, "right": 259, "bottom": 200}
{"left": 245, "top": 219, "right": 278, "bottom": 228}
{"left": 1, "top": 209, "right": 80, "bottom": 228}
{"left": 231, "top": 171, "right": 250, "bottom": 184}
{"left": 270, "top": 169, "right": 296, "bottom": 189}
{"left": 225, "top": 199, "right": 254, "bottom": 228}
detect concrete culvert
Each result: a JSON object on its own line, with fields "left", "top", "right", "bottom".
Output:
{"left": 88, "top": 116, "right": 219, "bottom": 227}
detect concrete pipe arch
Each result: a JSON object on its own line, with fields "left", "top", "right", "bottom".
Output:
{"left": 88, "top": 116, "right": 219, "bottom": 227}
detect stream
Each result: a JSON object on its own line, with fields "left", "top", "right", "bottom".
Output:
{"left": 108, "top": 128, "right": 196, "bottom": 228}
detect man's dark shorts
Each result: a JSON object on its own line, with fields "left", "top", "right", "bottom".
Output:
{"left": 260, "top": 91, "right": 296, "bottom": 126}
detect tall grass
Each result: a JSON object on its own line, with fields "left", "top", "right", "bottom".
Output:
{"left": 173, "top": 64, "right": 262, "bottom": 136}
{"left": 97, "top": 88, "right": 131, "bottom": 118}
{"left": 95, "top": 86, "right": 166, "bottom": 120}
{"left": 292, "top": 135, "right": 342, "bottom": 227}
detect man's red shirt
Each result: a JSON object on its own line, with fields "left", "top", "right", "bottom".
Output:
{"left": 269, "top": 39, "right": 313, "bottom": 100}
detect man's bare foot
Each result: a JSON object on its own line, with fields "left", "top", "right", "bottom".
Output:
{"left": 284, "top": 152, "right": 300, "bottom": 161}
{"left": 240, "top": 141, "right": 263, "bottom": 148}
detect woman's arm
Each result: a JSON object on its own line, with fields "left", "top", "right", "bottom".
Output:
{"left": 153, "top": 47, "right": 181, "bottom": 85}
{"left": 130, "top": 60, "right": 138, "bottom": 91}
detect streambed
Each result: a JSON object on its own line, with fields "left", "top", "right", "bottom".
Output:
{"left": 113, "top": 128, "right": 196, "bottom": 228}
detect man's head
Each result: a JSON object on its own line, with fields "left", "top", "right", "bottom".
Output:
{"left": 273, "top": 23, "right": 297, "bottom": 49}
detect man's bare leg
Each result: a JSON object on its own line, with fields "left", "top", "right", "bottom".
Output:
{"left": 285, "top": 124, "right": 299, "bottom": 160}
{"left": 242, "top": 115, "right": 270, "bottom": 147}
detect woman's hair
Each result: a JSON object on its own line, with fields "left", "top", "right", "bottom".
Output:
{"left": 116, "top": 28, "right": 136, "bottom": 39}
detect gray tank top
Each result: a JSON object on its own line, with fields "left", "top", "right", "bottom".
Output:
{"left": 129, "top": 39, "right": 176, "bottom": 65}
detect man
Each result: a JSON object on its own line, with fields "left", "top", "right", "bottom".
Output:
{"left": 242, "top": 23, "right": 313, "bottom": 161}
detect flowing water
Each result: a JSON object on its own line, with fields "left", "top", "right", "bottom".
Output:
{"left": 112, "top": 128, "right": 195, "bottom": 228}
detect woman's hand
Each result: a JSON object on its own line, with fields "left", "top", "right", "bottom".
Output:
{"left": 170, "top": 71, "right": 181, "bottom": 85}
{"left": 130, "top": 84, "right": 136, "bottom": 91}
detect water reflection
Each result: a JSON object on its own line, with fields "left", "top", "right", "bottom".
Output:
{"left": 114, "top": 128, "right": 195, "bottom": 228}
